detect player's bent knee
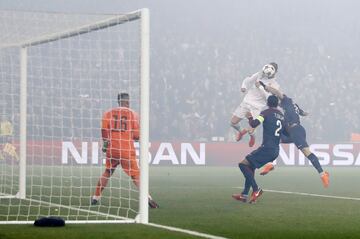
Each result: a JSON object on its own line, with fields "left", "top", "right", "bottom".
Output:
{"left": 239, "top": 159, "right": 249, "bottom": 166}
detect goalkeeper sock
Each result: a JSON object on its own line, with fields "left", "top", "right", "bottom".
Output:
{"left": 307, "top": 153, "right": 323, "bottom": 174}
{"left": 92, "top": 195, "right": 100, "bottom": 201}
{"left": 239, "top": 163, "right": 258, "bottom": 192}
{"left": 94, "top": 170, "right": 111, "bottom": 197}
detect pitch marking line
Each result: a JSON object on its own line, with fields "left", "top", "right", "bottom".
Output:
{"left": 233, "top": 187, "right": 360, "bottom": 201}
{"left": 1, "top": 196, "right": 228, "bottom": 239}
{"left": 0, "top": 196, "right": 133, "bottom": 222}
{"left": 148, "top": 223, "right": 228, "bottom": 239}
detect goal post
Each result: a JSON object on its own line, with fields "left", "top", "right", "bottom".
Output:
{"left": 19, "top": 46, "right": 27, "bottom": 200}
{"left": 139, "top": 8, "right": 150, "bottom": 224}
{"left": 0, "top": 8, "right": 150, "bottom": 224}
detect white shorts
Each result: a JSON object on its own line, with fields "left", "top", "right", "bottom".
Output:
{"left": 233, "top": 102, "right": 262, "bottom": 119}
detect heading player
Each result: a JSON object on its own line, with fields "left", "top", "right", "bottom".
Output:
{"left": 258, "top": 82, "right": 330, "bottom": 188}
{"left": 232, "top": 95, "right": 284, "bottom": 203}
{"left": 231, "top": 63, "right": 281, "bottom": 147}
{"left": 91, "top": 93, "right": 159, "bottom": 208}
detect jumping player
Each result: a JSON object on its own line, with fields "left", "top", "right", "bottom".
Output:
{"left": 258, "top": 82, "right": 330, "bottom": 188}
{"left": 231, "top": 63, "right": 281, "bottom": 147}
{"left": 232, "top": 95, "right": 284, "bottom": 203}
{"left": 91, "top": 93, "right": 159, "bottom": 208}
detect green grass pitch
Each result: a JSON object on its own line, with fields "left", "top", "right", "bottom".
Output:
{"left": 1, "top": 166, "right": 360, "bottom": 239}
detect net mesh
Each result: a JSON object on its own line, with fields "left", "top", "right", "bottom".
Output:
{"left": 0, "top": 10, "right": 142, "bottom": 222}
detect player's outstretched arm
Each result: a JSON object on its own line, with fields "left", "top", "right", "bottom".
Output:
{"left": 241, "top": 73, "right": 258, "bottom": 92}
{"left": 294, "top": 103, "right": 309, "bottom": 116}
{"left": 241, "top": 77, "right": 251, "bottom": 92}
{"left": 259, "top": 81, "right": 284, "bottom": 99}
{"left": 256, "top": 80, "right": 271, "bottom": 99}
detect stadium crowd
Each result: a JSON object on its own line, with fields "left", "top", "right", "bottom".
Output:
{"left": 3, "top": 34, "right": 359, "bottom": 144}
{"left": 149, "top": 31, "right": 360, "bottom": 143}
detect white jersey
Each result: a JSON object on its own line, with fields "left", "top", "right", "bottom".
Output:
{"left": 241, "top": 72, "right": 280, "bottom": 109}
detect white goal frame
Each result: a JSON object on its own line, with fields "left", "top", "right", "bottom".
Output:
{"left": 0, "top": 8, "right": 150, "bottom": 225}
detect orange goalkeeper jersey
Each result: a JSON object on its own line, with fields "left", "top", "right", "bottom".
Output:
{"left": 101, "top": 107, "right": 139, "bottom": 157}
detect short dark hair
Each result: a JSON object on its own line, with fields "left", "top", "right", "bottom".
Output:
{"left": 269, "top": 62, "right": 278, "bottom": 72}
{"left": 118, "top": 92, "right": 129, "bottom": 101}
{"left": 267, "top": 95, "right": 279, "bottom": 108}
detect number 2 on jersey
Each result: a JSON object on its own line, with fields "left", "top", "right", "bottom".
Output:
{"left": 274, "top": 120, "right": 282, "bottom": 136}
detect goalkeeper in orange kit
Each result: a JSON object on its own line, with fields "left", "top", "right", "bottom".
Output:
{"left": 91, "top": 93, "right": 159, "bottom": 208}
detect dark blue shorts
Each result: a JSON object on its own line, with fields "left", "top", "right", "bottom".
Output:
{"left": 280, "top": 129, "right": 292, "bottom": 143}
{"left": 246, "top": 146, "right": 279, "bottom": 169}
{"left": 287, "top": 124, "right": 308, "bottom": 149}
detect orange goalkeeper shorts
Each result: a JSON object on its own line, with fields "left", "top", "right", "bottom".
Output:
{"left": 106, "top": 149, "right": 139, "bottom": 178}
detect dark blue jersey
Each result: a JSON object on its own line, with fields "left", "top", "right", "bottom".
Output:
{"left": 248, "top": 108, "right": 284, "bottom": 148}
{"left": 280, "top": 95, "right": 301, "bottom": 126}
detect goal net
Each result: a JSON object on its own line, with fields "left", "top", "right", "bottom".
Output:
{"left": 0, "top": 9, "right": 150, "bottom": 224}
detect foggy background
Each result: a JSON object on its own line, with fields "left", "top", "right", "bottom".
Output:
{"left": 1, "top": 0, "right": 359, "bottom": 143}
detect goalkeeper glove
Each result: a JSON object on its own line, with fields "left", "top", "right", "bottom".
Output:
{"left": 102, "top": 141, "right": 109, "bottom": 153}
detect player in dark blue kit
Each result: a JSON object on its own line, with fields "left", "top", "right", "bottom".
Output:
{"left": 232, "top": 95, "right": 284, "bottom": 203}
{"left": 258, "top": 82, "right": 330, "bottom": 188}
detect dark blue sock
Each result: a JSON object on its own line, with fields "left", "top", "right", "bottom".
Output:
{"left": 242, "top": 179, "right": 251, "bottom": 195}
{"left": 307, "top": 153, "right": 323, "bottom": 174}
{"left": 239, "top": 163, "right": 258, "bottom": 192}
{"left": 242, "top": 166, "right": 255, "bottom": 195}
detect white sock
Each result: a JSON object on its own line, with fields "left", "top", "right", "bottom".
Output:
{"left": 92, "top": 195, "right": 100, "bottom": 201}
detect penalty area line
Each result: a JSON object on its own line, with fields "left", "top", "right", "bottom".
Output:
{"left": 148, "top": 223, "right": 228, "bottom": 239}
{"left": 233, "top": 187, "right": 360, "bottom": 201}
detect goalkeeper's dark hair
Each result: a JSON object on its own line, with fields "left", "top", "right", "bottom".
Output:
{"left": 118, "top": 92, "right": 129, "bottom": 101}
{"left": 118, "top": 92, "right": 130, "bottom": 106}
{"left": 269, "top": 62, "right": 278, "bottom": 72}
{"left": 267, "top": 95, "right": 279, "bottom": 108}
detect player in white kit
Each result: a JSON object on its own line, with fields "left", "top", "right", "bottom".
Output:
{"left": 230, "top": 62, "right": 281, "bottom": 146}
